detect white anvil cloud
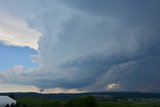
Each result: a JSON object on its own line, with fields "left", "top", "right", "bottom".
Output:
{"left": 0, "top": 11, "right": 40, "bottom": 50}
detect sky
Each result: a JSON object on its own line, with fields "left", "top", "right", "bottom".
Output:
{"left": 0, "top": 0, "right": 160, "bottom": 93}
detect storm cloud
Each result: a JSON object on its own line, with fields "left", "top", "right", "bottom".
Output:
{"left": 1, "top": 0, "right": 160, "bottom": 92}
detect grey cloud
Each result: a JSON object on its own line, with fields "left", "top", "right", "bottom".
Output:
{"left": 88, "top": 56, "right": 160, "bottom": 92}
{"left": 26, "top": 0, "right": 160, "bottom": 91}
{"left": 1, "top": 0, "right": 160, "bottom": 92}
{"left": 60, "top": 0, "right": 160, "bottom": 24}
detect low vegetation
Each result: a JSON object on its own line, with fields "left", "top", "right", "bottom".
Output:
{"left": 5, "top": 96, "right": 160, "bottom": 107}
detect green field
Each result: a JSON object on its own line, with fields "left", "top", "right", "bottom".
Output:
{"left": 98, "top": 100, "right": 160, "bottom": 107}
{"left": 14, "top": 96, "right": 160, "bottom": 107}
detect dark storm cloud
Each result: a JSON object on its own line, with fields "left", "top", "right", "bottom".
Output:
{"left": 88, "top": 56, "right": 160, "bottom": 92}
{"left": 26, "top": 0, "right": 160, "bottom": 91}
{"left": 1, "top": 0, "right": 160, "bottom": 92}
{"left": 60, "top": 0, "right": 160, "bottom": 24}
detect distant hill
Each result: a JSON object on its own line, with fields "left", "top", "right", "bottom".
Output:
{"left": 0, "top": 92, "right": 160, "bottom": 100}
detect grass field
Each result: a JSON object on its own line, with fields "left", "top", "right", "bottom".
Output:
{"left": 15, "top": 97, "right": 160, "bottom": 107}
{"left": 98, "top": 100, "right": 160, "bottom": 107}
{"left": 16, "top": 97, "right": 65, "bottom": 107}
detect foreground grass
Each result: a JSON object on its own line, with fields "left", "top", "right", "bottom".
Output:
{"left": 15, "top": 97, "right": 160, "bottom": 107}
{"left": 16, "top": 97, "right": 65, "bottom": 107}
{"left": 98, "top": 100, "right": 160, "bottom": 107}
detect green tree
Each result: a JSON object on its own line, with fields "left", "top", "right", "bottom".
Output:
{"left": 5, "top": 104, "right": 10, "bottom": 107}
{"left": 53, "top": 100, "right": 62, "bottom": 107}
{"left": 66, "top": 96, "right": 97, "bottom": 107}
{"left": 15, "top": 101, "right": 20, "bottom": 107}
{"left": 11, "top": 103, "right": 15, "bottom": 107}
{"left": 9, "top": 95, "right": 15, "bottom": 99}
{"left": 22, "top": 103, "right": 27, "bottom": 107}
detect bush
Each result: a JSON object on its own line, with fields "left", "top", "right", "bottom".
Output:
{"left": 22, "top": 103, "right": 27, "bottom": 107}
{"left": 15, "top": 101, "right": 20, "bottom": 107}
{"left": 66, "top": 96, "right": 97, "bottom": 107}
{"left": 11, "top": 103, "right": 15, "bottom": 107}
{"left": 9, "top": 95, "right": 15, "bottom": 99}
{"left": 5, "top": 104, "right": 10, "bottom": 107}
{"left": 53, "top": 100, "right": 61, "bottom": 107}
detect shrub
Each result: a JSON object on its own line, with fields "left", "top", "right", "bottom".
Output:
{"left": 11, "top": 103, "right": 15, "bottom": 107}
{"left": 66, "top": 96, "right": 97, "bottom": 107}
{"left": 5, "top": 104, "right": 10, "bottom": 107}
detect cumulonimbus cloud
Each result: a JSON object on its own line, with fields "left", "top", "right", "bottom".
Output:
{"left": 1, "top": 0, "right": 160, "bottom": 92}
